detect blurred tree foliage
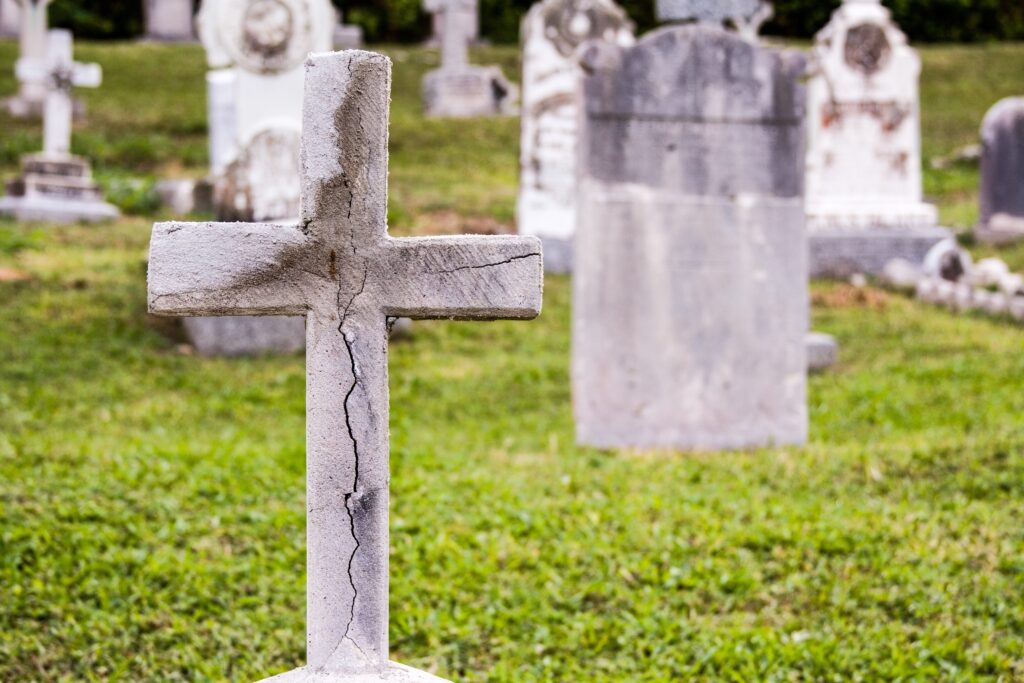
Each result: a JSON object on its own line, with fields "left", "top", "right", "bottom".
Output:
{"left": 37, "top": 0, "right": 1024, "bottom": 44}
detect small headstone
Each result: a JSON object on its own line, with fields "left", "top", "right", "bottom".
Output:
{"left": 805, "top": 0, "right": 950, "bottom": 278}
{"left": 807, "top": 332, "right": 839, "bottom": 374}
{"left": 3, "top": 0, "right": 51, "bottom": 118}
{"left": 144, "top": 0, "right": 195, "bottom": 42}
{"left": 977, "top": 97, "right": 1024, "bottom": 244}
{"left": 422, "top": 0, "right": 517, "bottom": 117}
{"left": 574, "top": 18, "right": 809, "bottom": 450}
{"left": 423, "top": 0, "right": 478, "bottom": 47}
{"left": 0, "top": 0, "right": 19, "bottom": 37}
{"left": 0, "top": 29, "right": 119, "bottom": 223}
{"left": 189, "top": 0, "right": 333, "bottom": 356}
{"left": 148, "top": 51, "right": 543, "bottom": 680}
{"left": 517, "top": 0, "right": 633, "bottom": 273}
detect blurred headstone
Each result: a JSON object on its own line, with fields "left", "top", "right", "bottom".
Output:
{"left": 423, "top": 0, "right": 478, "bottom": 47}
{"left": 186, "top": 0, "right": 333, "bottom": 356}
{"left": 0, "top": 30, "right": 119, "bottom": 222}
{"left": 3, "top": 0, "right": 51, "bottom": 117}
{"left": 517, "top": 0, "right": 633, "bottom": 273}
{"left": 333, "top": 8, "right": 363, "bottom": 49}
{"left": 143, "top": 0, "right": 195, "bottom": 41}
{"left": 573, "top": 8, "right": 809, "bottom": 450}
{"left": 422, "top": 0, "right": 517, "bottom": 117}
{"left": 805, "top": 0, "right": 950, "bottom": 277}
{"left": 0, "top": 0, "right": 19, "bottom": 37}
{"left": 147, "top": 51, "right": 543, "bottom": 682}
{"left": 977, "top": 98, "right": 1024, "bottom": 244}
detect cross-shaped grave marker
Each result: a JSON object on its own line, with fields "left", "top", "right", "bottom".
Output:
{"left": 148, "top": 50, "right": 544, "bottom": 682}
{"left": 16, "top": 29, "right": 101, "bottom": 155}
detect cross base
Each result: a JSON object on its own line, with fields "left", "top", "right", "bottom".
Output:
{"left": 259, "top": 663, "right": 452, "bottom": 683}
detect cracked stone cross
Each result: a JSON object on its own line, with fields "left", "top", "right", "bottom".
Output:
{"left": 147, "top": 50, "right": 543, "bottom": 683}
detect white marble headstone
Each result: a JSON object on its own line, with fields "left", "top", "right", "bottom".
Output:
{"left": 517, "top": 0, "right": 633, "bottom": 273}
{"left": 804, "top": 0, "right": 949, "bottom": 276}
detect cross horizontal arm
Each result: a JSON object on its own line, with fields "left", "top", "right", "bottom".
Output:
{"left": 381, "top": 235, "right": 544, "bottom": 320}
{"left": 148, "top": 221, "right": 314, "bottom": 317}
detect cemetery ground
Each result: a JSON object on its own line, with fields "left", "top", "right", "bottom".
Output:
{"left": 1, "top": 39, "right": 1024, "bottom": 682}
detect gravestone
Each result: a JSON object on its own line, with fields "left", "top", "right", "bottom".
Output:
{"left": 517, "top": 0, "right": 633, "bottom": 273}
{"left": 148, "top": 50, "right": 544, "bottom": 681}
{"left": 423, "top": 0, "right": 517, "bottom": 117}
{"left": 573, "top": 12, "right": 809, "bottom": 450}
{"left": 189, "top": 0, "right": 334, "bottom": 356}
{"left": 423, "top": 0, "right": 478, "bottom": 47}
{"left": 144, "top": 0, "right": 195, "bottom": 42}
{"left": 3, "top": 0, "right": 51, "bottom": 117}
{"left": 0, "top": 30, "right": 119, "bottom": 222}
{"left": 977, "top": 97, "right": 1024, "bottom": 244}
{"left": 805, "top": 0, "right": 950, "bottom": 277}
{"left": 0, "top": 0, "right": 19, "bottom": 37}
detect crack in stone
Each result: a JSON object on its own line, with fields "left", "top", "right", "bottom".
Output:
{"left": 429, "top": 252, "right": 541, "bottom": 276}
{"left": 338, "top": 328, "right": 362, "bottom": 661}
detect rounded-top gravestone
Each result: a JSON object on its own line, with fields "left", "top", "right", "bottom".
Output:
{"left": 978, "top": 97, "right": 1024, "bottom": 244}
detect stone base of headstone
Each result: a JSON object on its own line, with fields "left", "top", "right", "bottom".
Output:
{"left": 334, "top": 24, "right": 363, "bottom": 49}
{"left": 807, "top": 332, "right": 838, "bottom": 373}
{"left": 976, "top": 214, "right": 1024, "bottom": 246}
{"left": 536, "top": 236, "right": 572, "bottom": 274}
{"left": 809, "top": 225, "right": 953, "bottom": 279}
{"left": 183, "top": 316, "right": 306, "bottom": 357}
{"left": 259, "top": 663, "right": 451, "bottom": 682}
{"left": 0, "top": 153, "right": 120, "bottom": 223}
{"left": 423, "top": 65, "right": 518, "bottom": 118}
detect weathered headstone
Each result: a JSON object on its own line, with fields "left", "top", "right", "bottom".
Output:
{"left": 517, "top": 0, "right": 633, "bottom": 273}
{"left": 189, "top": 0, "right": 333, "bottom": 356}
{"left": 977, "top": 97, "right": 1024, "bottom": 244}
{"left": 422, "top": 0, "right": 517, "bottom": 117}
{"left": 0, "top": 29, "right": 119, "bottom": 222}
{"left": 423, "top": 0, "right": 478, "bottom": 47}
{"left": 573, "top": 12, "right": 808, "bottom": 450}
{"left": 0, "top": 0, "right": 19, "bottom": 37}
{"left": 655, "top": 0, "right": 772, "bottom": 38}
{"left": 805, "top": 0, "right": 950, "bottom": 277}
{"left": 148, "top": 50, "right": 544, "bottom": 682}
{"left": 3, "top": 0, "right": 51, "bottom": 117}
{"left": 143, "top": 0, "right": 195, "bottom": 41}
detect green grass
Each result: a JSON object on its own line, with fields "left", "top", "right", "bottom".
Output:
{"left": 1, "top": 38, "right": 1024, "bottom": 682}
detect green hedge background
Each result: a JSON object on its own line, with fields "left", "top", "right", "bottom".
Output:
{"left": 45, "top": 0, "right": 1024, "bottom": 43}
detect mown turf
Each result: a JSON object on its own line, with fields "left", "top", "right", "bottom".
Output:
{"left": 1, "top": 38, "right": 1024, "bottom": 682}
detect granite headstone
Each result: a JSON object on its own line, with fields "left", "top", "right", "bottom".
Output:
{"left": 977, "top": 97, "right": 1024, "bottom": 244}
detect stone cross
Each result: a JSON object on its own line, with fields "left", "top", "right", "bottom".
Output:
{"left": 656, "top": 0, "right": 773, "bottom": 38}
{"left": 148, "top": 51, "right": 543, "bottom": 682}
{"left": 436, "top": 0, "right": 472, "bottom": 68}
{"left": 16, "top": 29, "right": 101, "bottom": 156}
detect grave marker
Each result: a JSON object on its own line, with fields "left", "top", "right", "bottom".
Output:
{"left": 0, "top": 0, "right": 19, "bottom": 37}
{"left": 0, "top": 29, "right": 119, "bottom": 222}
{"left": 422, "top": 0, "right": 517, "bottom": 117}
{"left": 977, "top": 97, "right": 1024, "bottom": 244}
{"left": 573, "top": 8, "right": 808, "bottom": 450}
{"left": 3, "top": 0, "right": 51, "bottom": 117}
{"left": 805, "top": 0, "right": 950, "bottom": 277}
{"left": 517, "top": 0, "right": 633, "bottom": 273}
{"left": 423, "top": 0, "right": 478, "bottom": 48}
{"left": 144, "top": 0, "right": 195, "bottom": 42}
{"left": 149, "top": 51, "right": 543, "bottom": 681}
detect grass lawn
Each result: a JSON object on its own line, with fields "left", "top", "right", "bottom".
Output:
{"left": 1, "top": 37, "right": 1024, "bottom": 682}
